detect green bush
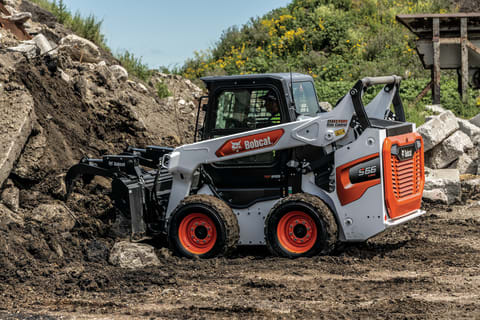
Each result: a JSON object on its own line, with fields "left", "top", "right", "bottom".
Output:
{"left": 155, "top": 81, "right": 171, "bottom": 99}
{"left": 114, "top": 51, "right": 152, "bottom": 81}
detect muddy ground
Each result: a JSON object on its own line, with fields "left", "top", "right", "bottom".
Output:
{"left": 0, "top": 2, "right": 478, "bottom": 318}
{"left": 0, "top": 203, "right": 478, "bottom": 319}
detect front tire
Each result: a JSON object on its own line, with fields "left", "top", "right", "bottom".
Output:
{"left": 168, "top": 195, "right": 239, "bottom": 258}
{"left": 265, "top": 193, "right": 338, "bottom": 258}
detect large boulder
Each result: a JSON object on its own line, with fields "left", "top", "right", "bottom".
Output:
{"left": 109, "top": 65, "right": 128, "bottom": 82}
{"left": 417, "top": 110, "right": 459, "bottom": 151}
{"left": 59, "top": 34, "right": 101, "bottom": 63}
{"left": 461, "top": 177, "right": 480, "bottom": 201}
{"left": 425, "top": 104, "right": 446, "bottom": 114}
{"left": 1, "top": 179, "right": 19, "bottom": 212}
{"left": 109, "top": 241, "right": 161, "bottom": 269}
{"left": 470, "top": 113, "right": 480, "bottom": 128}
{"left": 32, "top": 33, "right": 53, "bottom": 55}
{"left": 426, "top": 130, "right": 473, "bottom": 169}
{"left": 7, "top": 41, "right": 38, "bottom": 58}
{"left": 12, "top": 126, "right": 47, "bottom": 180}
{"left": 0, "top": 203, "right": 23, "bottom": 227}
{"left": 0, "top": 86, "right": 36, "bottom": 187}
{"left": 457, "top": 118, "right": 480, "bottom": 145}
{"left": 449, "top": 153, "right": 477, "bottom": 175}
{"left": 29, "top": 202, "right": 76, "bottom": 232}
{"left": 423, "top": 168, "right": 461, "bottom": 204}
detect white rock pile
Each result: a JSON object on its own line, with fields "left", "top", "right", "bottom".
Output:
{"left": 418, "top": 107, "right": 480, "bottom": 204}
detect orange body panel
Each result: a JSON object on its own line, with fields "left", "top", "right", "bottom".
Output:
{"left": 383, "top": 133, "right": 425, "bottom": 219}
{"left": 336, "top": 153, "right": 381, "bottom": 206}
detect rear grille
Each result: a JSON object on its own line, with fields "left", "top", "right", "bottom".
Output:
{"left": 390, "top": 150, "right": 422, "bottom": 199}
{"left": 383, "top": 133, "right": 424, "bottom": 219}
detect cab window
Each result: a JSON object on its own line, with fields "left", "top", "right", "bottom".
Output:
{"left": 210, "top": 88, "right": 282, "bottom": 165}
{"left": 213, "top": 89, "right": 281, "bottom": 131}
{"left": 293, "top": 81, "right": 320, "bottom": 116}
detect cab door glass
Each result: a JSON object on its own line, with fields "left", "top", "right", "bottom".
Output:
{"left": 293, "top": 81, "right": 320, "bottom": 116}
{"left": 212, "top": 88, "right": 282, "bottom": 165}
{"left": 213, "top": 89, "right": 281, "bottom": 130}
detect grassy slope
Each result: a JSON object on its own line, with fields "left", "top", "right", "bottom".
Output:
{"left": 181, "top": 0, "right": 479, "bottom": 124}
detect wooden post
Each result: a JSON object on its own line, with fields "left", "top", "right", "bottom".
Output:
{"left": 460, "top": 17, "right": 469, "bottom": 104}
{"left": 432, "top": 18, "right": 441, "bottom": 104}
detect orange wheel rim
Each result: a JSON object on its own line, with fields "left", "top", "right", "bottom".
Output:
{"left": 178, "top": 213, "right": 217, "bottom": 254}
{"left": 277, "top": 211, "right": 317, "bottom": 254}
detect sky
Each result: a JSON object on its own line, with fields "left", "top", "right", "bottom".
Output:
{"left": 61, "top": 0, "right": 291, "bottom": 69}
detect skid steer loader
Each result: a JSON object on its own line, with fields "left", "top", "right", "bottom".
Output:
{"left": 66, "top": 73, "right": 425, "bottom": 258}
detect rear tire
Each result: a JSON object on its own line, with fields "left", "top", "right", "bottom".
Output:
{"left": 168, "top": 194, "right": 239, "bottom": 259}
{"left": 265, "top": 193, "right": 338, "bottom": 258}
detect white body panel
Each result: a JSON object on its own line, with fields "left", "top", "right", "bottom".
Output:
{"left": 165, "top": 76, "right": 425, "bottom": 245}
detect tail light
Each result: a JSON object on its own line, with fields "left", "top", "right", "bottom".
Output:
{"left": 383, "top": 132, "right": 424, "bottom": 219}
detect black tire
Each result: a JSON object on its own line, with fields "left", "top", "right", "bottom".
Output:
{"left": 265, "top": 193, "right": 338, "bottom": 258}
{"left": 168, "top": 194, "right": 239, "bottom": 259}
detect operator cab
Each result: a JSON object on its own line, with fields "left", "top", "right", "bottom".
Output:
{"left": 195, "top": 73, "right": 325, "bottom": 208}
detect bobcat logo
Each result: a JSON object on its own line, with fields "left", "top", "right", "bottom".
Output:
{"left": 231, "top": 141, "right": 242, "bottom": 152}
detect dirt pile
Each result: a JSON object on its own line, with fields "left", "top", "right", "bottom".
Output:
{"left": 0, "top": 0, "right": 204, "bottom": 309}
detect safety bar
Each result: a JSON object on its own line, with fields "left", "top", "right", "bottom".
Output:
{"left": 350, "top": 75, "right": 404, "bottom": 130}
{"left": 361, "top": 75, "right": 402, "bottom": 87}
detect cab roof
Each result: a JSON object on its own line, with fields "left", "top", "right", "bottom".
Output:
{"left": 200, "top": 73, "right": 314, "bottom": 90}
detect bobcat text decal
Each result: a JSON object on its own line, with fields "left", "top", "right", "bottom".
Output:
{"left": 215, "top": 129, "right": 284, "bottom": 157}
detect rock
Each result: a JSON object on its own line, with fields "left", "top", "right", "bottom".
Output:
{"left": 29, "top": 202, "right": 76, "bottom": 232}
{"left": 109, "top": 65, "right": 128, "bottom": 82}
{"left": 461, "top": 177, "right": 480, "bottom": 201}
{"left": 137, "top": 82, "right": 148, "bottom": 93}
{"left": 1, "top": 12, "right": 31, "bottom": 23}
{"left": 109, "top": 241, "right": 161, "bottom": 269}
{"left": 449, "top": 154, "right": 477, "bottom": 175}
{"left": 59, "top": 34, "right": 101, "bottom": 63}
{"left": 32, "top": 34, "right": 53, "bottom": 55}
{"left": 458, "top": 118, "right": 480, "bottom": 145}
{"left": 425, "top": 104, "right": 445, "bottom": 114}
{"left": 0, "top": 88, "right": 36, "bottom": 187}
{"left": 422, "top": 189, "right": 449, "bottom": 204}
{"left": 426, "top": 130, "right": 474, "bottom": 169}
{"left": 423, "top": 168, "right": 461, "bottom": 204}
{"left": 0, "top": 203, "right": 23, "bottom": 227}
{"left": 319, "top": 101, "right": 333, "bottom": 112}
{"left": 97, "top": 61, "right": 107, "bottom": 67}
{"left": 470, "top": 113, "right": 480, "bottom": 128}
{"left": 3, "top": 0, "right": 20, "bottom": 7}
{"left": 417, "top": 110, "right": 459, "bottom": 151}
{"left": 7, "top": 42, "right": 38, "bottom": 58}
{"left": 1, "top": 180, "right": 19, "bottom": 212}
{"left": 13, "top": 127, "right": 47, "bottom": 180}
{"left": 59, "top": 68, "right": 71, "bottom": 82}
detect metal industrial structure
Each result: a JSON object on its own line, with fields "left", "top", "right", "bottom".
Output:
{"left": 397, "top": 13, "right": 480, "bottom": 104}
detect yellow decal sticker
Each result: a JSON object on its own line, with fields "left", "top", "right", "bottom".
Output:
{"left": 335, "top": 128, "right": 345, "bottom": 136}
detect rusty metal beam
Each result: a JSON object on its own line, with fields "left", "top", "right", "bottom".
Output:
{"left": 461, "top": 18, "right": 468, "bottom": 104}
{"left": 413, "top": 81, "right": 433, "bottom": 105}
{"left": 439, "top": 38, "right": 461, "bottom": 44}
{"left": 466, "top": 40, "right": 480, "bottom": 56}
{"left": 432, "top": 18, "right": 441, "bottom": 105}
